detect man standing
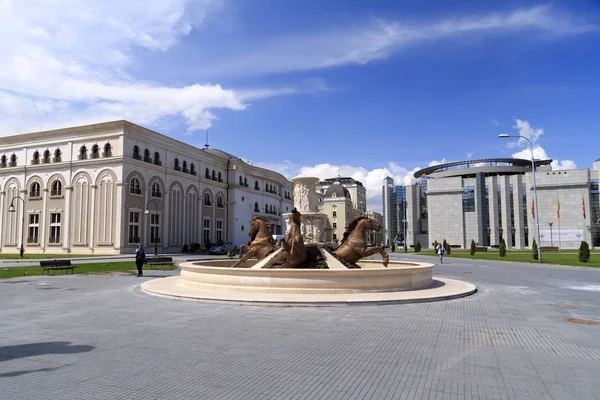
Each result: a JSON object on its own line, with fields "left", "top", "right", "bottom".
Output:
{"left": 135, "top": 243, "right": 146, "bottom": 277}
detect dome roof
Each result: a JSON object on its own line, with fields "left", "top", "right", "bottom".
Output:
{"left": 202, "top": 148, "right": 240, "bottom": 160}
{"left": 325, "top": 181, "right": 351, "bottom": 199}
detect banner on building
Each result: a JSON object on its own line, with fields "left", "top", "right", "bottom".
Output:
{"left": 539, "top": 229, "right": 585, "bottom": 242}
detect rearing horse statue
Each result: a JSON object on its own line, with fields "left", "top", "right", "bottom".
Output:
{"left": 333, "top": 216, "right": 389, "bottom": 268}
{"left": 265, "top": 207, "right": 308, "bottom": 268}
{"left": 232, "top": 216, "right": 276, "bottom": 267}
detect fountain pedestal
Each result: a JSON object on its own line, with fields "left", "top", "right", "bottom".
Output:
{"left": 288, "top": 177, "right": 329, "bottom": 244}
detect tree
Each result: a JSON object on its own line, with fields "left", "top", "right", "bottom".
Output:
{"left": 579, "top": 241, "right": 590, "bottom": 263}
{"left": 499, "top": 239, "right": 506, "bottom": 257}
{"left": 414, "top": 241, "right": 421, "bottom": 253}
{"left": 470, "top": 240, "right": 476, "bottom": 256}
{"left": 391, "top": 242, "right": 396, "bottom": 253}
{"left": 532, "top": 239, "right": 538, "bottom": 260}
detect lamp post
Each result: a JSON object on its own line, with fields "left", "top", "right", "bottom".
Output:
{"left": 549, "top": 222, "right": 553, "bottom": 247}
{"left": 8, "top": 196, "right": 26, "bottom": 258}
{"left": 144, "top": 200, "right": 158, "bottom": 256}
{"left": 498, "top": 133, "right": 542, "bottom": 262}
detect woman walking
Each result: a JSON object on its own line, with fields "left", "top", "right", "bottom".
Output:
{"left": 135, "top": 243, "right": 146, "bottom": 277}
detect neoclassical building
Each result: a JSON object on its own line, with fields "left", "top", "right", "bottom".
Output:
{"left": 0, "top": 120, "right": 293, "bottom": 255}
{"left": 383, "top": 157, "right": 600, "bottom": 250}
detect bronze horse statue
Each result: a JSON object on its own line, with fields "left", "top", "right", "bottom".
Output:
{"left": 333, "top": 216, "right": 389, "bottom": 268}
{"left": 265, "top": 207, "right": 308, "bottom": 268}
{"left": 232, "top": 216, "right": 276, "bottom": 267}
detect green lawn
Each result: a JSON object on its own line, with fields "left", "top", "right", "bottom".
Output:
{"left": 0, "top": 253, "right": 106, "bottom": 260}
{"left": 403, "top": 249, "right": 600, "bottom": 268}
{"left": 0, "top": 262, "right": 176, "bottom": 279}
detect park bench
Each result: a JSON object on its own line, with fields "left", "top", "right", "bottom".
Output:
{"left": 540, "top": 246, "right": 559, "bottom": 252}
{"left": 40, "top": 260, "right": 76, "bottom": 275}
{"left": 475, "top": 247, "right": 488, "bottom": 252}
{"left": 146, "top": 256, "right": 176, "bottom": 270}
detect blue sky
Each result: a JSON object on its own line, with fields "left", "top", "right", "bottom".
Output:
{"left": 1, "top": 0, "right": 599, "bottom": 211}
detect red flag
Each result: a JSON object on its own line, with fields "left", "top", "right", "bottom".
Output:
{"left": 557, "top": 199, "right": 560, "bottom": 220}
{"left": 532, "top": 198, "right": 535, "bottom": 219}
{"left": 582, "top": 198, "right": 586, "bottom": 219}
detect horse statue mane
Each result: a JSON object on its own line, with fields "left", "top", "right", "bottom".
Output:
{"left": 250, "top": 216, "right": 274, "bottom": 243}
{"left": 264, "top": 207, "right": 308, "bottom": 268}
{"left": 340, "top": 215, "right": 370, "bottom": 244}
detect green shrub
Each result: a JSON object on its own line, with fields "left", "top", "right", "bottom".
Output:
{"left": 414, "top": 241, "right": 421, "bottom": 253}
{"left": 470, "top": 240, "right": 476, "bottom": 256}
{"left": 499, "top": 239, "right": 506, "bottom": 257}
{"left": 532, "top": 239, "right": 538, "bottom": 260}
{"left": 579, "top": 241, "right": 590, "bottom": 263}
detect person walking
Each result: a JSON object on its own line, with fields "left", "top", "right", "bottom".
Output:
{"left": 135, "top": 243, "right": 146, "bottom": 277}
{"left": 436, "top": 243, "right": 446, "bottom": 264}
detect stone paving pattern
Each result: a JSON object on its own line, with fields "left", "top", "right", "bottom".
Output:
{"left": 0, "top": 255, "right": 599, "bottom": 399}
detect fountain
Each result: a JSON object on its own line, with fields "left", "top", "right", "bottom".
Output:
{"left": 142, "top": 177, "right": 476, "bottom": 305}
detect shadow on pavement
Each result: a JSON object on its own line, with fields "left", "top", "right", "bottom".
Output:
{"left": 0, "top": 342, "right": 94, "bottom": 360}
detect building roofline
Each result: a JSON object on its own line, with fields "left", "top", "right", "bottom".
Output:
{"left": 413, "top": 157, "right": 553, "bottom": 178}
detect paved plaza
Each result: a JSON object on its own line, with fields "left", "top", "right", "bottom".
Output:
{"left": 1, "top": 255, "right": 599, "bottom": 400}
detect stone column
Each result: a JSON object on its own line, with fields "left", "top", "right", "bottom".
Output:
{"left": 512, "top": 175, "right": 525, "bottom": 249}
{"left": 115, "top": 182, "right": 125, "bottom": 252}
{"left": 500, "top": 176, "right": 513, "bottom": 249}
{"left": 0, "top": 190, "right": 4, "bottom": 250}
{"left": 89, "top": 185, "right": 97, "bottom": 252}
{"left": 292, "top": 177, "right": 319, "bottom": 212}
{"left": 487, "top": 176, "right": 499, "bottom": 246}
{"left": 163, "top": 190, "right": 170, "bottom": 250}
{"left": 63, "top": 185, "right": 72, "bottom": 252}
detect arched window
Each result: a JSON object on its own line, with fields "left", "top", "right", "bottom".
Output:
{"left": 174, "top": 158, "right": 181, "bottom": 171}
{"left": 182, "top": 161, "right": 188, "bottom": 173}
{"left": 129, "top": 177, "right": 141, "bottom": 195}
{"left": 53, "top": 149, "right": 61, "bottom": 163}
{"left": 103, "top": 143, "right": 112, "bottom": 157}
{"left": 265, "top": 204, "right": 268, "bottom": 213}
{"left": 32, "top": 151, "right": 40, "bottom": 165}
{"left": 9, "top": 153, "right": 17, "bottom": 167}
{"left": 205, "top": 168, "right": 210, "bottom": 179}
{"left": 0, "top": 155, "right": 6, "bottom": 167}
{"left": 51, "top": 180, "right": 62, "bottom": 196}
{"left": 153, "top": 152, "right": 161, "bottom": 166}
{"left": 255, "top": 181, "right": 260, "bottom": 190}
{"left": 218, "top": 172, "right": 222, "bottom": 182}
{"left": 190, "top": 163, "right": 196, "bottom": 175}
{"left": 254, "top": 202, "right": 259, "bottom": 212}
{"left": 211, "top": 170, "right": 216, "bottom": 181}
{"left": 244, "top": 177, "right": 248, "bottom": 187}
{"left": 144, "top": 149, "right": 150, "bottom": 162}
{"left": 30, "top": 182, "right": 41, "bottom": 197}
{"left": 133, "top": 145, "right": 140, "bottom": 160}
{"left": 204, "top": 193, "right": 212, "bottom": 206}
{"left": 79, "top": 146, "right": 87, "bottom": 160}
{"left": 151, "top": 182, "right": 162, "bottom": 198}
{"left": 43, "top": 150, "right": 51, "bottom": 163}
{"left": 216, "top": 196, "right": 224, "bottom": 208}
{"left": 91, "top": 145, "right": 100, "bottom": 159}
{"left": 239, "top": 176, "right": 243, "bottom": 185}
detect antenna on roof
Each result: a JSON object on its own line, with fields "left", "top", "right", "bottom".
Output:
{"left": 204, "top": 129, "right": 209, "bottom": 149}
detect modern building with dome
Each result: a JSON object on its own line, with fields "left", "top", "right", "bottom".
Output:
{"left": 383, "top": 157, "right": 600, "bottom": 250}
{"left": 0, "top": 120, "right": 293, "bottom": 255}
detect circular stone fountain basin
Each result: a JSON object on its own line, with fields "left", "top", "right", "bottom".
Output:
{"left": 141, "top": 259, "right": 476, "bottom": 305}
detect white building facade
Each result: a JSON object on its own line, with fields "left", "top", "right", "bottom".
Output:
{"left": 0, "top": 121, "right": 293, "bottom": 255}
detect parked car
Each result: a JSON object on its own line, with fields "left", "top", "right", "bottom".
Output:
{"left": 209, "top": 242, "right": 237, "bottom": 255}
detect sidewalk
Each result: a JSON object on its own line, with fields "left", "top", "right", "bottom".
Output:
{"left": 0, "top": 253, "right": 215, "bottom": 268}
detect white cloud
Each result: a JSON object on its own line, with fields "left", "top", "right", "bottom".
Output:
{"left": 200, "top": 5, "right": 597, "bottom": 76}
{"left": 507, "top": 118, "right": 577, "bottom": 169}
{"left": 0, "top": 0, "right": 304, "bottom": 136}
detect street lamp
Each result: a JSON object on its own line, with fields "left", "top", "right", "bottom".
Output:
{"left": 498, "top": 133, "right": 542, "bottom": 262}
{"left": 144, "top": 200, "right": 158, "bottom": 256}
{"left": 8, "top": 196, "right": 26, "bottom": 258}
